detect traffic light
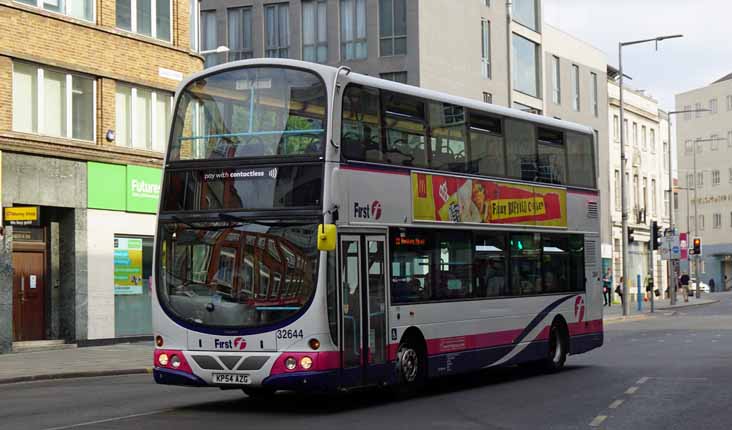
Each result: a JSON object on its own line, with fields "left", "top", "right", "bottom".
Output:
{"left": 628, "top": 227, "right": 636, "bottom": 243}
{"left": 691, "top": 237, "right": 702, "bottom": 256}
{"left": 651, "top": 221, "right": 663, "bottom": 250}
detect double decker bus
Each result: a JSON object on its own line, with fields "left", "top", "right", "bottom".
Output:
{"left": 153, "top": 59, "right": 603, "bottom": 396}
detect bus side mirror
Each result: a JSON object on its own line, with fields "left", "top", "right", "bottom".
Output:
{"left": 317, "top": 224, "right": 337, "bottom": 251}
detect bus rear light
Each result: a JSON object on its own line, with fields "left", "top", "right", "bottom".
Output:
{"left": 154, "top": 349, "right": 193, "bottom": 373}
{"left": 308, "top": 338, "right": 320, "bottom": 350}
{"left": 155, "top": 335, "right": 164, "bottom": 347}
{"left": 285, "top": 357, "right": 297, "bottom": 370}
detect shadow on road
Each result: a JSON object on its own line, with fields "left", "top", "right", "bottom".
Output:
{"left": 172, "top": 364, "right": 592, "bottom": 416}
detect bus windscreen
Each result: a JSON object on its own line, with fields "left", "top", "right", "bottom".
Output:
{"left": 169, "top": 67, "right": 327, "bottom": 161}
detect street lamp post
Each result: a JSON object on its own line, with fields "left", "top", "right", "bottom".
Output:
{"left": 665, "top": 108, "right": 709, "bottom": 305}
{"left": 618, "top": 34, "right": 683, "bottom": 317}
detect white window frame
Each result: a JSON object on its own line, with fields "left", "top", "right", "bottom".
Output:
{"left": 571, "top": 64, "right": 580, "bottom": 111}
{"left": 590, "top": 71, "right": 598, "bottom": 117}
{"left": 613, "top": 115, "right": 619, "bottom": 142}
{"left": 710, "top": 98, "right": 718, "bottom": 114}
{"left": 301, "top": 0, "right": 328, "bottom": 63}
{"left": 118, "top": 0, "right": 173, "bottom": 42}
{"left": 713, "top": 169, "right": 720, "bottom": 186}
{"left": 650, "top": 129, "right": 656, "bottom": 153}
{"left": 13, "top": 61, "right": 97, "bottom": 143}
{"left": 15, "top": 0, "right": 95, "bottom": 22}
{"left": 551, "top": 55, "right": 560, "bottom": 104}
{"left": 117, "top": 83, "right": 173, "bottom": 152}
{"left": 727, "top": 95, "right": 732, "bottom": 111}
{"left": 481, "top": 19, "right": 491, "bottom": 79}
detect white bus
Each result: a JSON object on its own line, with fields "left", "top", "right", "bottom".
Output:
{"left": 152, "top": 59, "right": 603, "bottom": 397}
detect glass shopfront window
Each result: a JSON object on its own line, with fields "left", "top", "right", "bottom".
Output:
{"left": 114, "top": 236, "right": 154, "bottom": 336}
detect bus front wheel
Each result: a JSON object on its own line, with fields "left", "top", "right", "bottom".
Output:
{"left": 396, "top": 337, "right": 426, "bottom": 391}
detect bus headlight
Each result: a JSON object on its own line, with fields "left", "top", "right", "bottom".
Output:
{"left": 285, "top": 357, "right": 297, "bottom": 370}
{"left": 171, "top": 355, "right": 181, "bottom": 369}
{"left": 158, "top": 353, "right": 169, "bottom": 367}
{"left": 300, "top": 356, "right": 313, "bottom": 370}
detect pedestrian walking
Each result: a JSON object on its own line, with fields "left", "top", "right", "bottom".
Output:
{"left": 602, "top": 269, "right": 612, "bottom": 307}
{"left": 709, "top": 277, "right": 716, "bottom": 292}
{"left": 615, "top": 276, "right": 624, "bottom": 306}
{"left": 680, "top": 273, "right": 690, "bottom": 302}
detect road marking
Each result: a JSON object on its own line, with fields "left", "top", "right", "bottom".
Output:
{"left": 657, "top": 339, "right": 665, "bottom": 342}
{"left": 637, "top": 377, "right": 650, "bottom": 384}
{"left": 625, "top": 386, "right": 639, "bottom": 394}
{"left": 609, "top": 399, "right": 624, "bottom": 409}
{"left": 589, "top": 415, "right": 608, "bottom": 427}
{"left": 43, "top": 409, "right": 172, "bottom": 430}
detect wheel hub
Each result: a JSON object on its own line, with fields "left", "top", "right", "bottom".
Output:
{"left": 399, "top": 348, "right": 419, "bottom": 382}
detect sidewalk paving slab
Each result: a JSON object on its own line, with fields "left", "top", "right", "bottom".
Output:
{"left": 0, "top": 342, "right": 153, "bottom": 385}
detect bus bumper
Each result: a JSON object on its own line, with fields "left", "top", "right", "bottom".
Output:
{"left": 261, "top": 370, "right": 339, "bottom": 393}
{"left": 154, "top": 367, "right": 208, "bottom": 387}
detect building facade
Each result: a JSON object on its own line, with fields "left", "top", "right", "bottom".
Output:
{"left": 607, "top": 72, "right": 671, "bottom": 301}
{"left": 0, "top": 0, "right": 203, "bottom": 352}
{"left": 675, "top": 74, "right": 732, "bottom": 291}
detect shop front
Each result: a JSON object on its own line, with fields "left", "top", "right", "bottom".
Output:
{"left": 87, "top": 162, "right": 161, "bottom": 340}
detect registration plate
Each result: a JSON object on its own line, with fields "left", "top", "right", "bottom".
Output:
{"left": 212, "top": 373, "right": 251, "bottom": 385}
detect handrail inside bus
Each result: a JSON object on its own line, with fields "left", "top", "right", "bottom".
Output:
{"left": 178, "top": 129, "right": 325, "bottom": 140}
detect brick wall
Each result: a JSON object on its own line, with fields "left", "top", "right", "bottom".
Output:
{"left": 0, "top": 1, "right": 203, "bottom": 164}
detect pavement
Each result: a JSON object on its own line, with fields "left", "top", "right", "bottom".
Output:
{"left": 602, "top": 292, "right": 722, "bottom": 322}
{"left": 3, "top": 292, "right": 732, "bottom": 429}
{"left": 0, "top": 342, "right": 152, "bottom": 384}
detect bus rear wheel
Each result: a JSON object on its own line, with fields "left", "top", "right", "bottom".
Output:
{"left": 543, "top": 323, "right": 568, "bottom": 372}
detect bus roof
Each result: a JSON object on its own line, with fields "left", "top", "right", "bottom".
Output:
{"left": 178, "top": 58, "right": 595, "bottom": 136}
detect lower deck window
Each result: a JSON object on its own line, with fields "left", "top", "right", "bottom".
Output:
{"left": 390, "top": 228, "right": 586, "bottom": 304}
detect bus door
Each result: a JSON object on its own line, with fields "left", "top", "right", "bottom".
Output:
{"left": 339, "top": 235, "right": 388, "bottom": 386}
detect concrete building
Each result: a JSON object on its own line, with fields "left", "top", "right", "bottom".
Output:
{"left": 0, "top": 0, "right": 203, "bottom": 352}
{"left": 675, "top": 74, "right": 732, "bottom": 291}
{"left": 607, "top": 69, "right": 671, "bottom": 301}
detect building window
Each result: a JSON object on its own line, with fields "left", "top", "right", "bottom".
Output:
{"left": 696, "top": 138, "right": 703, "bottom": 153}
{"left": 189, "top": 0, "right": 199, "bottom": 51}
{"left": 114, "top": 236, "right": 154, "bottom": 336}
{"left": 713, "top": 169, "right": 720, "bottom": 185}
{"left": 687, "top": 173, "right": 694, "bottom": 188}
{"left": 551, "top": 55, "right": 560, "bottom": 104}
{"left": 17, "top": 0, "right": 94, "bottom": 21}
{"left": 641, "top": 125, "right": 647, "bottom": 150}
{"left": 685, "top": 140, "right": 692, "bottom": 154}
{"left": 663, "top": 141, "right": 668, "bottom": 169}
{"left": 710, "top": 98, "right": 718, "bottom": 114}
{"left": 302, "top": 0, "right": 328, "bottom": 62}
{"left": 728, "top": 130, "right": 732, "bottom": 147}
{"left": 613, "top": 115, "right": 619, "bottom": 142}
{"left": 115, "top": 84, "right": 172, "bottom": 152}
{"left": 632, "top": 122, "right": 638, "bottom": 147}
{"left": 115, "top": 0, "right": 171, "bottom": 41}
{"left": 483, "top": 92, "right": 493, "bottom": 103}
{"left": 697, "top": 171, "right": 704, "bottom": 187}
{"left": 650, "top": 129, "right": 656, "bottom": 153}
{"left": 727, "top": 95, "right": 732, "bottom": 111}
{"left": 379, "top": 0, "right": 407, "bottom": 56}
{"left": 512, "top": 34, "right": 539, "bottom": 97}
{"left": 380, "top": 71, "right": 407, "bottom": 83}
{"left": 341, "top": 0, "right": 367, "bottom": 60}
{"left": 665, "top": 190, "right": 670, "bottom": 218}
{"left": 651, "top": 178, "right": 657, "bottom": 215}
{"left": 481, "top": 19, "right": 491, "bottom": 79}
{"left": 614, "top": 169, "right": 620, "bottom": 210}
{"left": 633, "top": 175, "right": 639, "bottom": 212}
{"left": 201, "top": 10, "right": 220, "bottom": 66}
{"left": 228, "top": 7, "right": 254, "bottom": 61}
{"left": 484, "top": 0, "right": 491, "bottom": 5}
{"left": 623, "top": 119, "right": 628, "bottom": 144}
{"left": 12, "top": 61, "right": 95, "bottom": 141}
{"left": 711, "top": 134, "right": 719, "bottom": 150}
{"left": 512, "top": 0, "right": 537, "bottom": 31}
{"left": 729, "top": 167, "right": 732, "bottom": 183}
{"left": 265, "top": 3, "right": 290, "bottom": 58}
{"left": 571, "top": 64, "right": 580, "bottom": 111}
{"left": 699, "top": 215, "right": 705, "bottom": 231}
{"left": 695, "top": 103, "right": 702, "bottom": 118}
{"left": 642, "top": 177, "right": 648, "bottom": 212}
{"left": 590, "top": 72, "right": 598, "bottom": 117}
{"left": 684, "top": 105, "right": 692, "bottom": 120}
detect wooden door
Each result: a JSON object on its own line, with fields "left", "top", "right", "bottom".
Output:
{"left": 12, "top": 252, "right": 46, "bottom": 341}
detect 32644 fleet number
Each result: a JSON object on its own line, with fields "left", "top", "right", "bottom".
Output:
{"left": 276, "top": 329, "right": 303, "bottom": 339}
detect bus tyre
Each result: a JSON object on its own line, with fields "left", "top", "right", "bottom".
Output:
{"left": 242, "top": 387, "right": 276, "bottom": 399}
{"left": 543, "top": 323, "right": 568, "bottom": 373}
{"left": 396, "top": 338, "right": 426, "bottom": 394}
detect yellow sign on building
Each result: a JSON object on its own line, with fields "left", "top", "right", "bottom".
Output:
{"left": 3, "top": 207, "right": 39, "bottom": 226}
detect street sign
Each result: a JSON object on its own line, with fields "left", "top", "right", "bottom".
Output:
{"left": 661, "top": 235, "right": 681, "bottom": 260}
{"left": 680, "top": 232, "right": 688, "bottom": 261}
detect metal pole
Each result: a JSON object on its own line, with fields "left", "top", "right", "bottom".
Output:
{"left": 619, "top": 43, "right": 630, "bottom": 316}
{"left": 693, "top": 143, "right": 700, "bottom": 298}
{"left": 667, "top": 115, "right": 677, "bottom": 305}
{"left": 649, "top": 231, "right": 655, "bottom": 313}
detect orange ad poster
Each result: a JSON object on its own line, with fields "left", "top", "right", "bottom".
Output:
{"left": 412, "top": 172, "right": 567, "bottom": 227}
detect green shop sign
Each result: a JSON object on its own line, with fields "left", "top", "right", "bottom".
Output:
{"left": 88, "top": 162, "right": 162, "bottom": 214}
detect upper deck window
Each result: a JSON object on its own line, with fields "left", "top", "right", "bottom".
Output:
{"left": 169, "top": 67, "right": 327, "bottom": 162}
